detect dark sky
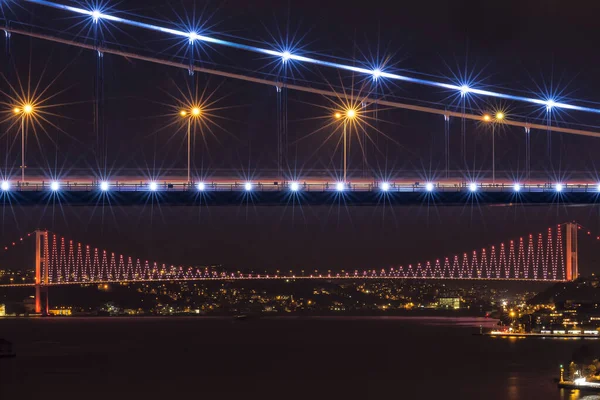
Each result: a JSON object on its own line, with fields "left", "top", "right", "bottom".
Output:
{"left": 2, "top": 0, "right": 600, "bottom": 275}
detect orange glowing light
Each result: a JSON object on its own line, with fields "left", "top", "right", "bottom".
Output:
{"left": 483, "top": 114, "right": 492, "bottom": 122}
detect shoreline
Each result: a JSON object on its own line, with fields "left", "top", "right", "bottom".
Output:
{"left": 481, "top": 332, "right": 600, "bottom": 339}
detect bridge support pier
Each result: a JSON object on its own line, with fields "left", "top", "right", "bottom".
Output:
{"left": 34, "top": 229, "right": 49, "bottom": 315}
{"left": 565, "top": 222, "right": 578, "bottom": 281}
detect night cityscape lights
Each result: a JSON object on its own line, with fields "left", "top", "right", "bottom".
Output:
{"left": 50, "top": 181, "right": 60, "bottom": 191}
{"left": 425, "top": 182, "right": 434, "bottom": 192}
{"left": 0, "top": 181, "right": 9, "bottom": 191}
{"left": 513, "top": 183, "right": 521, "bottom": 192}
{"left": 555, "top": 183, "right": 564, "bottom": 192}
{"left": 197, "top": 182, "right": 206, "bottom": 191}
{"left": 244, "top": 182, "right": 253, "bottom": 191}
{"left": 380, "top": 182, "right": 390, "bottom": 192}
{"left": 469, "top": 182, "right": 478, "bottom": 192}
{"left": 289, "top": 182, "right": 300, "bottom": 192}
{"left": 149, "top": 182, "right": 158, "bottom": 191}
{"left": 336, "top": 182, "right": 345, "bottom": 192}
{"left": 99, "top": 182, "right": 109, "bottom": 191}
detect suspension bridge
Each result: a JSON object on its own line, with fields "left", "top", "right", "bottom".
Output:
{"left": 0, "top": 222, "right": 580, "bottom": 313}
{"left": 1, "top": 1, "right": 600, "bottom": 205}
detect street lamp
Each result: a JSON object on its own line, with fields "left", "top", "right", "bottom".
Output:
{"left": 12, "top": 104, "right": 34, "bottom": 183}
{"left": 483, "top": 111, "right": 505, "bottom": 183}
{"left": 334, "top": 108, "right": 357, "bottom": 183}
{"left": 180, "top": 107, "right": 202, "bottom": 184}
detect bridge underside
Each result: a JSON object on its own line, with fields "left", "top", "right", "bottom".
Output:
{"left": 1, "top": 191, "right": 599, "bottom": 206}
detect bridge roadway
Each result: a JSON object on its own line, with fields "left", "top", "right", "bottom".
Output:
{"left": 0, "top": 276, "right": 567, "bottom": 288}
{"left": 0, "top": 170, "right": 599, "bottom": 205}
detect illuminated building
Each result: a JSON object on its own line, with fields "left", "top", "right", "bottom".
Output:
{"left": 438, "top": 297, "right": 461, "bottom": 309}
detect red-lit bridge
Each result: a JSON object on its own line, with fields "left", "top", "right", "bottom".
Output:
{"left": 0, "top": 223, "right": 579, "bottom": 313}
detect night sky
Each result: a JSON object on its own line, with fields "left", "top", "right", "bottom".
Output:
{"left": 1, "top": 0, "right": 600, "bottom": 275}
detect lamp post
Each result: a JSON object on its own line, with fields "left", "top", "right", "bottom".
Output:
{"left": 180, "top": 107, "right": 201, "bottom": 184}
{"left": 334, "top": 108, "right": 357, "bottom": 183}
{"left": 483, "top": 112, "right": 504, "bottom": 183}
{"left": 13, "top": 104, "right": 34, "bottom": 183}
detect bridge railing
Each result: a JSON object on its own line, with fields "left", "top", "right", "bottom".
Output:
{"left": 2, "top": 181, "right": 600, "bottom": 193}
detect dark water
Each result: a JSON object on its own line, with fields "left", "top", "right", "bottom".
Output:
{"left": 0, "top": 316, "right": 599, "bottom": 400}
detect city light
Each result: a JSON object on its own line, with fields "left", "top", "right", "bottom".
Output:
{"left": 244, "top": 182, "right": 252, "bottom": 191}
{"left": 281, "top": 51, "right": 292, "bottom": 62}
{"left": 495, "top": 112, "right": 505, "bottom": 120}
{"left": 50, "top": 181, "right": 60, "bottom": 191}
{"left": 513, "top": 183, "right": 521, "bottom": 192}
{"left": 482, "top": 114, "right": 491, "bottom": 122}
{"left": 346, "top": 109, "right": 357, "bottom": 119}
{"left": 188, "top": 31, "right": 199, "bottom": 44}
{"left": 179, "top": 110, "right": 187, "bottom": 117}
{"left": 334, "top": 112, "right": 342, "bottom": 119}
{"left": 546, "top": 99, "right": 556, "bottom": 111}
{"left": 197, "top": 182, "right": 206, "bottom": 191}
{"left": 380, "top": 182, "right": 390, "bottom": 191}
{"left": 336, "top": 182, "right": 345, "bottom": 192}
{"left": 23, "top": 104, "right": 34, "bottom": 114}
{"left": 372, "top": 69, "right": 382, "bottom": 80}
{"left": 460, "top": 85, "right": 470, "bottom": 96}
{"left": 149, "top": 182, "right": 158, "bottom": 191}
{"left": 191, "top": 107, "right": 201, "bottom": 117}
{"left": 469, "top": 182, "right": 478, "bottom": 192}
{"left": 12, "top": 107, "right": 20, "bottom": 114}
{"left": 425, "top": 182, "right": 434, "bottom": 192}
{"left": 290, "top": 182, "right": 299, "bottom": 192}
{"left": 100, "top": 181, "right": 109, "bottom": 191}
{"left": 91, "top": 10, "right": 101, "bottom": 23}
{"left": 555, "top": 183, "right": 564, "bottom": 192}
{"left": 0, "top": 181, "right": 9, "bottom": 191}
{"left": 597, "top": 184, "right": 600, "bottom": 192}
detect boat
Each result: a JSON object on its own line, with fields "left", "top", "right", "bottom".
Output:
{"left": 0, "top": 339, "right": 16, "bottom": 358}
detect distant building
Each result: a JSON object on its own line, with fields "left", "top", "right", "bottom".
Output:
{"left": 23, "top": 298, "right": 35, "bottom": 314}
{"left": 438, "top": 297, "right": 460, "bottom": 309}
{"left": 48, "top": 308, "right": 72, "bottom": 316}
{"left": 0, "top": 304, "right": 5, "bottom": 317}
